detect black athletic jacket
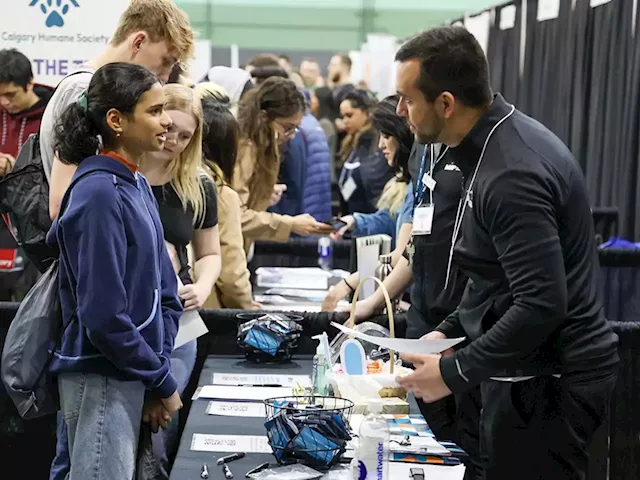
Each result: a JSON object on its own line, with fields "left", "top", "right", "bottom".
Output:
{"left": 437, "top": 94, "right": 619, "bottom": 393}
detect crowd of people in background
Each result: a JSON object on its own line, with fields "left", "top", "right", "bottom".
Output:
{"left": 0, "top": 1, "right": 620, "bottom": 480}
{"left": 0, "top": 1, "right": 418, "bottom": 477}
{"left": 0, "top": 35, "right": 412, "bottom": 307}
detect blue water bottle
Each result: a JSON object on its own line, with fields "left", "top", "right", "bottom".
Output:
{"left": 318, "top": 237, "right": 332, "bottom": 271}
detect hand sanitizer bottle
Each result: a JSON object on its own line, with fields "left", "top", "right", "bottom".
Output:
{"left": 311, "top": 334, "right": 330, "bottom": 395}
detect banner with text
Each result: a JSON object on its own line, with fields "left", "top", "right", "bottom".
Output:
{"left": 0, "top": 0, "right": 130, "bottom": 86}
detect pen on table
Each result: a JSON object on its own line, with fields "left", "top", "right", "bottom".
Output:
{"left": 245, "top": 462, "right": 270, "bottom": 478}
{"left": 222, "top": 463, "right": 234, "bottom": 479}
{"left": 200, "top": 463, "right": 209, "bottom": 479}
{"left": 217, "top": 452, "right": 246, "bottom": 465}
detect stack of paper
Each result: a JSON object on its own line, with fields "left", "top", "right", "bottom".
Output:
{"left": 255, "top": 267, "right": 330, "bottom": 290}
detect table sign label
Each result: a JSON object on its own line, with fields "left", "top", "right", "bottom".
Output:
{"left": 212, "top": 373, "right": 311, "bottom": 388}
{"left": 190, "top": 434, "right": 272, "bottom": 453}
{"left": 194, "top": 385, "right": 292, "bottom": 401}
{"left": 206, "top": 401, "right": 266, "bottom": 418}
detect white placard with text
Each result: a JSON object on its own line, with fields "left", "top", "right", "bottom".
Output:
{"left": 190, "top": 434, "right": 272, "bottom": 453}
{"left": 206, "top": 401, "right": 266, "bottom": 418}
{"left": 212, "top": 373, "right": 311, "bottom": 387}
{"left": 194, "top": 385, "right": 292, "bottom": 401}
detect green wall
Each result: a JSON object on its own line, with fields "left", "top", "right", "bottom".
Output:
{"left": 175, "top": 0, "right": 498, "bottom": 51}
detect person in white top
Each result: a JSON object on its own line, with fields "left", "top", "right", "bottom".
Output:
{"left": 41, "top": 0, "right": 195, "bottom": 221}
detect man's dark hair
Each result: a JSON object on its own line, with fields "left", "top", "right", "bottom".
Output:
{"left": 248, "top": 53, "right": 281, "bottom": 69}
{"left": 335, "top": 54, "right": 352, "bottom": 71}
{"left": 395, "top": 26, "right": 492, "bottom": 108}
{"left": 0, "top": 49, "right": 34, "bottom": 89}
{"left": 278, "top": 54, "right": 291, "bottom": 63}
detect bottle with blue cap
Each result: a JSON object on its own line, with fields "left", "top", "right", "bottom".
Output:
{"left": 318, "top": 237, "right": 332, "bottom": 271}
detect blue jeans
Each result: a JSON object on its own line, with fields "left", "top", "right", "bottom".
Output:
{"left": 58, "top": 372, "right": 145, "bottom": 480}
{"left": 151, "top": 340, "right": 197, "bottom": 479}
{"left": 51, "top": 340, "right": 198, "bottom": 480}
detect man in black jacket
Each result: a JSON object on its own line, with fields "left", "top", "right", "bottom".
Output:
{"left": 396, "top": 26, "right": 619, "bottom": 479}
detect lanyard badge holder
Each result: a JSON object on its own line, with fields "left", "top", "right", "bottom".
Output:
{"left": 443, "top": 105, "right": 516, "bottom": 290}
{"left": 412, "top": 145, "right": 438, "bottom": 237}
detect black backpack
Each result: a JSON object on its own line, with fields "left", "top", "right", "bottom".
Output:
{"left": 0, "top": 70, "right": 92, "bottom": 274}
{"left": 1, "top": 168, "right": 115, "bottom": 419}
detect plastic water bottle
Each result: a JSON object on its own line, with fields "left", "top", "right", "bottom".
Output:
{"left": 318, "top": 236, "right": 332, "bottom": 271}
{"left": 311, "top": 334, "right": 330, "bottom": 395}
{"left": 353, "top": 399, "right": 389, "bottom": 480}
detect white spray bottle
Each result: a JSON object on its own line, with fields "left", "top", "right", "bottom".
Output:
{"left": 311, "top": 333, "right": 332, "bottom": 395}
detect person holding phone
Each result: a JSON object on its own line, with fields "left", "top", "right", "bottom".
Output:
{"left": 234, "top": 77, "right": 332, "bottom": 254}
{"left": 331, "top": 95, "right": 413, "bottom": 248}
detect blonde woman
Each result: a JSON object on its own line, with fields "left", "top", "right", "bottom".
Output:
{"left": 139, "top": 83, "right": 221, "bottom": 478}
{"left": 235, "top": 77, "right": 331, "bottom": 254}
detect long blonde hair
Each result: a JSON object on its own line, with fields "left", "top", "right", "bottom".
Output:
{"left": 377, "top": 177, "right": 408, "bottom": 214}
{"left": 163, "top": 84, "right": 208, "bottom": 225}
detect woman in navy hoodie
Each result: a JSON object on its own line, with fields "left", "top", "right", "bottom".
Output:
{"left": 48, "top": 62, "right": 183, "bottom": 480}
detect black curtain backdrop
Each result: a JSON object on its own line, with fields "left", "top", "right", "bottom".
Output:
{"left": 486, "top": 1, "right": 522, "bottom": 104}
{"left": 581, "top": 0, "right": 636, "bottom": 239}
{"left": 518, "top": 0, "right": 574, "bottom": 132}
{"left": 485, "top": 0, "right": 640, "bottom": 239}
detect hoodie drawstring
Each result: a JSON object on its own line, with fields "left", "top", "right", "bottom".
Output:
{"left": 1, "top": 111, "right": 28, "bottom": 152}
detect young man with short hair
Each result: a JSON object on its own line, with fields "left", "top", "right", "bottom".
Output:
{"left": 0, "top": 49, "right": 54, "bottom": 168}
{"left": 395, "top": 26, "right": 619, "bottom": 479}
{"left": 0, "top": 48, "right": 54, "bottom": 300}
{"left": 44, "top": 3, "right": 194, "bottom": 479}
{"left": 43, "top": 0, "right": 194, "bottom": 220}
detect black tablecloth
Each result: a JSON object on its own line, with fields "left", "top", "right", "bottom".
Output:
{"left": 249, "top": 238, "right": 353, "bottom": 276}
{"left": 169, "top": 356, "right": 315, "bottom": 480}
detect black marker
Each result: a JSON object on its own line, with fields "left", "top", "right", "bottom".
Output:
{"left": 217, "top": 452, "right": 246, "bottom": 465}
{"left": 200, "top": 463, "right": 209, "bottom": 479}
{"left": 222, "top": 463, "right": 234, "bottom": 479}
{"left": 245, "top": 462, "right": 270, "bottom": 478}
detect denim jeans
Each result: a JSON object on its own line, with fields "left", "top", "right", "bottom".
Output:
{"left": 58, "top": 372, "right": 145, "bottom": 480}
{"left": 50, "top": 341, "right": 196, "bottom": 480}
{"left": 149, "top": 339, "right": 197, "bottom": 480}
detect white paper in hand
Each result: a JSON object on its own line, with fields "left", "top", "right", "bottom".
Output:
{"left": 174, "top": 276, "right": 208, "bottom": 349}
{"left": 330, "top": 322, "right": 465, "bottom": 355}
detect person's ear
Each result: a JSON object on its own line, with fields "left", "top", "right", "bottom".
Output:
{"left": 131, "top": 32, "right": 147, "bottom": 56}
{"left": 440, "top": 92, "right": 456, "bottom": 119}
{"left": 25, "top": 80, "right": 35, "bottom": 94}
{"left": 105, "top": 108, "right": 125, "bottom": 138}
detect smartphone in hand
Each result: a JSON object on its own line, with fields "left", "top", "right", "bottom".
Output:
{"left": 323, "top": 217, "right": 347, "bottom": 232}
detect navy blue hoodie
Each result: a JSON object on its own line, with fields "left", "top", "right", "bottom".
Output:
{"left": 46, "top": 155, "right": 183, "bottom": 398}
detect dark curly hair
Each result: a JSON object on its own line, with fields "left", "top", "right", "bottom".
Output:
{"left": 54, "top": 63, "right": 159, "bottom": 165}
{"left": 370, "top": 95, "right": 412, "bottom": 182}
{"left": 237, "top": 77, "right": 305, "bottom": 207}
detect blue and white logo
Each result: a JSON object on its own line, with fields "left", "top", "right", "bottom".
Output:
{"left": 29, "top": 0, "right": 79, "bottom": 28}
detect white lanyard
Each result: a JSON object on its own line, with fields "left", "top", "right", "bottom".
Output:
{"left": 444, "top": 105, "right": 516, "bottom": 290}
{"left": 419, "top": 144, "right": 449, "bottom": 207}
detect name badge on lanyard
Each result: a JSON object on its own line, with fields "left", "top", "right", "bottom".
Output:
{"left": 413, "top": 204, "right": 434, "bottom": 235}
{"left": 413, "top": 145, "right": 444, "bottom": 237}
